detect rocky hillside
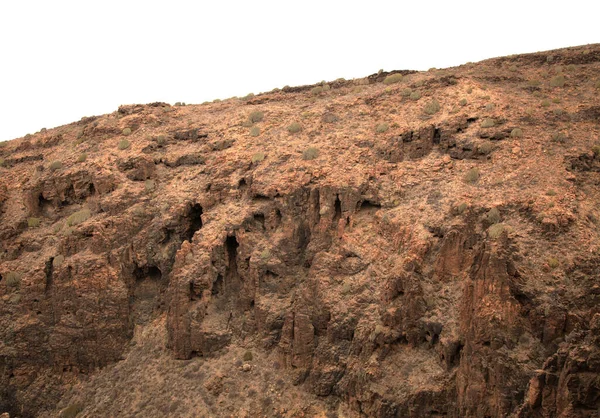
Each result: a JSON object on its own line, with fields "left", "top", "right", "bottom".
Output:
{"left": 1, "top": 44, "right": 600, "bottom": 418}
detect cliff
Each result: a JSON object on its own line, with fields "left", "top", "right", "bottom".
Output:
{"left": 1, "top": 44, "right": 600, "bottom": 417}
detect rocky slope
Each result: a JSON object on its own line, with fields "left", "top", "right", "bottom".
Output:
{"left": 1, "top": 44, "right": 600, "bottom": 417}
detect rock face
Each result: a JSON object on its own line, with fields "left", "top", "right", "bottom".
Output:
{"left": 1, "top": 44, "right": 600, "bottom": 417}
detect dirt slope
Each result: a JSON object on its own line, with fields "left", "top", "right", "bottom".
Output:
{"left": 1, "top": 44, "right": 600, "bottom": 417}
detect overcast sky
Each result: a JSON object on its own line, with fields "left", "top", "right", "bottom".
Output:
{"left": 0, "top": 0, "right": 597, "bottom": 142}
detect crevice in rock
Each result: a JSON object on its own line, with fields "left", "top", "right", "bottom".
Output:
{"left": 358, "top": 200, "right": 381, "bottom": 212}
{"left": 44, "top": 257, "right": 54, "bottom": 294}
{"left": 212, "top": 274, "right": 223, "bottom": 296}
{"left": 333, "top": 195, "right": 342, "bottom": 225}
{"left": 253, "top": 213, "right": 265, "bottom": 230}
{"left": 183, "top": 203, "right": 203, "bottom": 243}
{"left": 130, "top": 265, "right": 165, "bottom": 326}
{"left": 433, "top": 128, "right": 441, "bottom": 144}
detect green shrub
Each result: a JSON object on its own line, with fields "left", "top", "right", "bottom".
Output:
{"left": 592, "top": 145, "right": 600, "bottom": 156}
{"left": 260, "top": 249, "right": 271, "bottom": 259}
{"left": 455, "top": 202, "right": 468, "bottom": 214}
{"left": 480, "top": 118, "right": 495, "bottom": 128}
{"left": 478, "top": 142, "right": 493, "bottom": 155}
{"left": 552, "top": 97, "right": 561, "bottom": 104}
{"left": 485, "top": 103, "right": 495, "bottom": 111}
{"left": 122, "top": 127, "right": 132, "bottom": 136}
{"left": 60, "top": 403, "right": 83, "bottom": 418}
{"left": 302, "top": 147, "right": 319, "bottom": 160}
{"left": 510, "top": 128, "right": 523, "bottom": 138}
{"left": 287, "top": 122, "right": 302, "bottom": 134}
{"left": 27, "top": 217, "right": 40, "bottom": 228}
{"left": 508, "top": 65, "right": 518, "bottom": 72}
{"left": 376, "top": 123, "right": 389, "bottom": 133}
{"left": 541, "top": 99, "right": 551, "bottom": 107}
{"left": 156, "top": 135, "right": 168, "bottom": 145}
{"left": 249, "top": 111, "right": 264, "bottom": 123}
{"left": 0, "top": 157, "right": 4, "bottom": 167}
{"left": 459, "top": 98, "right": 467, "bottom": 106}
{"left": 322, "top": 113, "right": 339, "bottom": 123}
{"left": 66, "top": 209, "right": 91, "bottom": 227}
{"left": 423, "top": 99, "right": 441, "bottom": 115}
{"left": 251, "top": 152, "right": 265, "bottom": 163}
{"left": 550, "top": 75, "right": 565, "bottom": 87}
{"left": 49, "top": 160, "right": 63, "bottom": 171}
{"left": 551, "top": 132, "right": 567, "bottom": 143}
{"left": 174, "top": 101, "right": 186, "bottom": 106}
{"left": 53, "top": 255, "right": 65, "bottom": 268}
{"left": 4, "top": 272, "right": 22, "bottom": 288}
{"left": 249, "top": 126, "right": 260, "bottom": 137}
{"left": 409, "top": 91, "right": 421, "bottom": 100}
{"left": 401, "top": 88, "right": 413, "bottom": 97}
{"left": 77, "top": 153, "right": 87, "bottom": 163}
{"left": 546, "top": 189, "right": 557, "bottom": 196}
{"left": 486, "top": 207, "right": 501, "bottom": 224}
{"left": 118, "top": 139, "right": 130, "bottom": 150}
{"left": 595, "top": 81, "right": 600, "bottom": 89}
{"left": 528, "top": 79, "right": 541, "bottom": 87}
{"left": 466, "top": 87, "right": 473, "bottom": 94}
{"left": 243, "top": 351, "right": 253, "bottom": 361}
{"left": 383, "top": 73, "right": 403, "bottom": 85}
{"left": 548, "top": 257, "right": 559, "bottom": 269}
{"left": 464, "top": 168, "right": 480, "bottom": 184}
{"left": 311, "top": 86, "right": 323, "bottom": 95}
{"left": 488, "top": 223, "right": 506, "bottom": 239}
{"left": 145, "top": 179, "right": 155, "bottom": 192}
{"left": 322, "top": 84, "right": 331, "bottom": 91}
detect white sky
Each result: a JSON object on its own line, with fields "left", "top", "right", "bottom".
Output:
{"left": 0, "top": 0, "right": 597, "bottom": 142}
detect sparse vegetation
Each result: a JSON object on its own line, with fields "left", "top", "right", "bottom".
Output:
{"left": 311, "top": 86, "right": 323, "bottom": 95}
{"left": 49, "top": 160, "right": 63, "bottom": 171}
{"left": 60, "top": 403, "right": 83, "bottom": 418}
{"left": 488, "top": 223, "right": 506, "bottom": 239}
{"left": 53, "top": 255, "right": 65, "bottom": 268}
{"left": 243, "top": 351, "right": 253, "bottom": 361}
{"left": 592, "top": 145, "right": 600, "bottom": 156}
{"left": 145, "top": 179, "right": 155, "bottom": 192}
{"left": 0, "top": 157, "right": 4, "bottom": 167}
{"left": 546, "top": 189, "right": 557, "bottom": 196}
{"left": 409, "top": 91, "right": 421, "bottom": 100}
{"left": 459, "top": 98, "right": 467, "bottom": 106}
{"left": 548, "top": 257, "right": 559, "bottom": 269}
{"left": 4, "top": 272, "right": 22, "bottom": 288}
{"left": 510, "top": 128, "right": 523, "bottom": 138}
{"left": 156, "top": 135, "right": 167, "bottom": 145}
{"left": 27, "top": 217, "right": 41, "bottom": 228}
{"left": 486, "top": 207, "right": 501, "bottom": 224}
{"left": 249, "top": 127, "right": 260, "bottom": 137}
{"left": 249, "top": 111, "right": 264, "bottom": 123}
{"left": 77, "top": 153, "right": 87, "bottom": 163}
{"left": 401, "top": 88, "right": 412, "bottom": 97}
{"left": 464, "top": 168, "right": 480, "bottom": 184}
{"left": 122, "top": 127, "right": 132, "bottom": 136}
{"left": 252, "top": 152, "right": 265, "bottom": 163}
{"left": 454, "top": 202, "right": 468, "bottom": 215}
{"left": 66, "top": 209, "right": 91, "bottom": 227}
{"left": 118, "top": 139, "right": 131, "bottom": 150}
{"left": 287, "top": 122, "right": 302, "bottom": 134}
{"left": 383, "top": 73, "right": 403, "bottom": 85}
{"left": 550, "top": 75, "right": 565, "bottom": 87}
{"left": 541, "top": 99, "right": 551, "bottom": 107}
{"left": 478, "top": 142, "right": 493, "bottom": 155}
{"left": 481, "top": 118, "right": 495, "bottom": 128}
{"left": 302, "top": 147, "right": 319, "bottom": 160}
{"left": 551, "top": 132, "right": 568, "bottom": 143}
{"left": 375, "top": 123, "right": 389, "bottom": 133}
{"left": 423, "top": 99, "right": 441, "bottom": 115}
